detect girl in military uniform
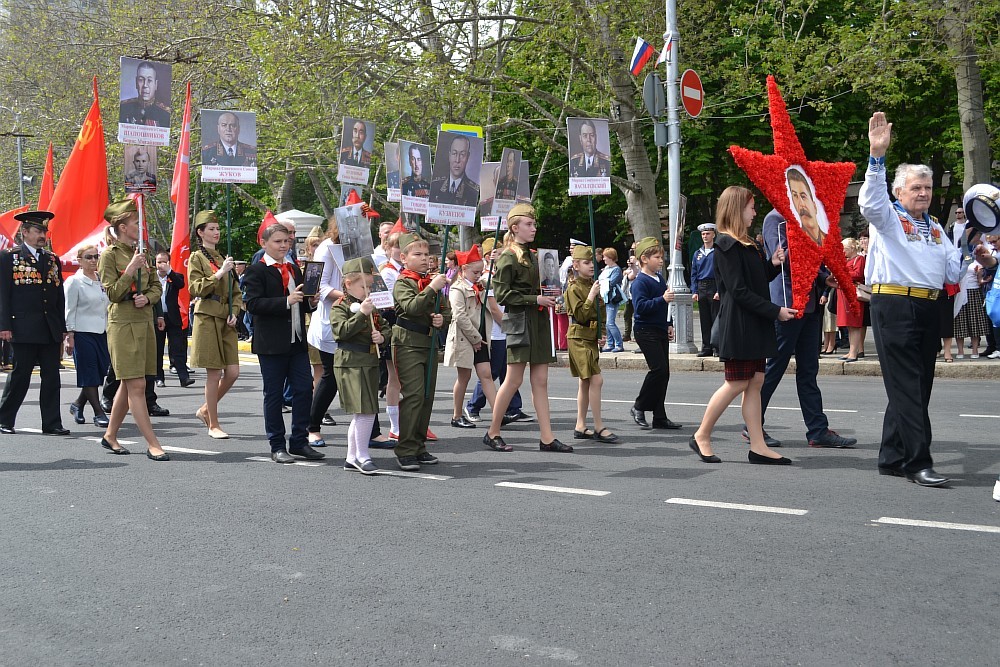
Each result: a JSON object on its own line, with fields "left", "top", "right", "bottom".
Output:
{"left": 97, "top": 200, "right": 169, "bottom": 460}
{"left": 445, "top": 246, "right": 496, "bottom": 429}
{"left": 483, "top": 203, "right": 572, "bottom": 453}
{"left": 565, "top": 245, "right": 618, "bottom": 443}
{"left": 188, "top": 211, "right": 243, "bottom": 439}
{"left": 330, "top": 258, "right": 390, "bottom": 474}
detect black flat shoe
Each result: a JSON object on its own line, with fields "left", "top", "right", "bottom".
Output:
{"left": 748, "top": 450, "right": 792, "bottom": 465}
{"left": 146, "top": 450, "right": 170, "bottom": 461}
{"left": 689, "top": 436, "right": 721, "bottom": 463}
{"left": 451, "top": 416, "right": 477, "bottom": 429}
{"left": 573, "top": 429, "right": 595, "bottom": 440}
{"left": 69, "top": 404, "right": 85, "bottom": 424}
{"left": 593, "top": 428, "right": 619, "bottom": 443}
{"left": 93, "top": 414, "right": 109, "bottom": 428}
{"left": 100, "top": 438, "right": 130, "bottom": 455}
{"left": 42, "top": 427, "right": 70, "bottom": 436}
{"left": 483, "top": 433, "right": 512, "bottom": 452}
{"left": 630, "top": 407, "right": 651, "bottom": 430}
{"left": 539, "top": 439, "right": 573, "bottom": 453}
{"left": 651, "top": 417, "right": 682, "bottom": 430}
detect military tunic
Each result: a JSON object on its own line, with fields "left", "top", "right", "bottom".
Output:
{"left": 492, "top": 244, "right": 555, "bottom": 365}
{"left": 188, "top": 248, "right": 243, "bottom": 369}
{"left": 330, "top": 297, "right": 391, "bottom": 414}
{"left": 392, "top": 274, "right": 452, "bottom": 458}
{"left": 98, "top": 241, "right": 162, "bottom": 380}
{"left": 564, "top": 277, "right": 605, "bottom": 379}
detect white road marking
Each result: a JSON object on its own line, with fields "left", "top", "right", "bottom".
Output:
{"left": 374, "top": 470, "right": 452, "bottom": 480}
{"left": 873, "top": 517, "right": 1000, "bottom": 534}
{"left": 666, "top": 497, "right": 808, "bottom": 515}
{"left": 162, "top": 446, "right": 222, "bottom": 455}
{"left": 246, "top": 456, "right": 324, "bottom": 467}
{"left": 496, "top": 482, "right": 609, "bottom": 497}
{"left": 959, "top": 414, "right": 1000, "bottom": 419}
{"left": 82, "top": 437, "right": 138, "bottom": 445}
{"left": 547, "top": 396, "right": 857, "bottom": 412}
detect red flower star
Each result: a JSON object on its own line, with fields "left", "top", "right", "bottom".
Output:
{"left": 728, "top": 76, "right": 861, "bottom": 317}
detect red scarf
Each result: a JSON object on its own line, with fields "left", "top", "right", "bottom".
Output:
{"left": 472, "top": 281, "right": 484, "bottom": 304}
{"left": 400, "top": 269, "right": 432, "bottom": 291}
{"left": 261, "top": 256, "right": 292, "bottom": 291}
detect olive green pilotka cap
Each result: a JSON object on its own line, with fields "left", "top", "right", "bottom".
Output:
{"left": 634, "top": 236, "right": 662, "bottom": 258}
{"left": 507, "top": 202, "right": 536, "bottom": 220}
{"left": 103, "top": 199, "right": 138, "bottom": 224}
{"left": 571, "top": 245, "right": 593, "bottom": 261}
{"left": 194, "top": 210, "right": 219, "bottom": 228}
{"left": 398, "top": 232, "right": 426, "bottom": 251}
{"left": 341, "top": 257, "right": 375, "bottom": 275}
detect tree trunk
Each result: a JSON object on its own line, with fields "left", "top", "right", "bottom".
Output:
{"left": 943, "top": 0, "right": 991, "bottom": 190}
{"left": 307, "top": 169, "right": 334, "bottom": 219}
{"left": 277, "top": 161, "right": 295, "bottom": 212}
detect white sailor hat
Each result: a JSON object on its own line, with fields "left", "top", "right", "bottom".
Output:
{"left": 569, "top": 238, "right": 586, "bottom": 247}
{"left": 963, "top": 184, "right": 1000, "bottom": 234}
{"left": 697, "top": 223, "right": 717, "bottom": 233}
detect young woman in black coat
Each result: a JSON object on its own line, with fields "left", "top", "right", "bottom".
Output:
{"left": 690, "top": 186, "right": 798, "bottom": 465}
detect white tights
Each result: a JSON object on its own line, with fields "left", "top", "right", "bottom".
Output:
{"left": 347, "top": 413, "right": 376, "bottom": 464}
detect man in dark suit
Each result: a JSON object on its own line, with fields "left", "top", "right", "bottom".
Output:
{"left": 755, "top": 210, "right": 856, "bottom": 449}
{"left": 430, "top": 135, "right": 480, "bottom": 208}
{"left": 339, "top": 120, "right": 372, "bottom": 167}
{"left": 201, "top": 112, "right": 257, "bottom": 167}
{"left": 243, "top": 223, "right": 324, "bottom": 463}
{"left": 154, "top": 252, "right": 194, "bottom": 388}
{"left": 569, "top": 119, "right": 611, "bottom": 178}
{"left": 0, "top": 211, "right": 70, "bottom": 434}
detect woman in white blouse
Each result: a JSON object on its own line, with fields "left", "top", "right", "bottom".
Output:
{"left": 64, "top": 245, "right": 111, "bottom": 427}
{"left": 305, "top": 218, "right": 344, "bottom": 446}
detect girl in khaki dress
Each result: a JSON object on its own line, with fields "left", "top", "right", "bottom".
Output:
{"left": 188, "top": 211, "right": 243, "bottom": 439}
{"left": 97, "top": 199, "right": 169, "bottom": 460}
{"left": 445, "top": 246, "right": 497, "bottom": 428}
{"left": 565, "top": 245, "right": 617, "bottom": 443}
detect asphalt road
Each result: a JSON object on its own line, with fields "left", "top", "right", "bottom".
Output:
{"left": 1, "top": 359, "right": 998, "bottom": 666}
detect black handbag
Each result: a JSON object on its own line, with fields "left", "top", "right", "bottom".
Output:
{"left": 709, "top": 317, "right": 720, "bottom": 349}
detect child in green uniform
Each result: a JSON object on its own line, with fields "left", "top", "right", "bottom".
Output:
{"left": 392, "top": 234, "right": 451, "bottom": 471}
{"left": 483, "top": 203, "right": 573, "bottom": 453}
{"left": 565, "top": 245, "right": 618, "bottom": 443}
{"left": 331, "top": 258, "right": 391, "bottom": 475}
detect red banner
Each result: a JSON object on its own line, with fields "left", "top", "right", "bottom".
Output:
{"left": 170, "top": 82, "right": 193, "bottom": 329}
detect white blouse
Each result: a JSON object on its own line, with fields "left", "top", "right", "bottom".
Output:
{"left": 306, "top": 239, "right": 344, "bottom": 354}
{"left": 64, "top": 270, "right": 110, "bottom": 334}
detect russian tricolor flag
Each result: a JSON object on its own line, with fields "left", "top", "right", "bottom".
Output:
{"left": 629, "top": 37, "right": 654, "bottom": 76}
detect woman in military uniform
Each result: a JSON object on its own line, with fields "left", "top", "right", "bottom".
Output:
{"left": 188, "top": 211, "right": 242, "bottom": 439}
{"left": 564, "top": 245, "right": 617, "bottom": 443}
{"left": 482, "top": 203, "right": 572, "bottom": 453}
{"left": 97, "top": 200, "right": 169, "bottom": 460}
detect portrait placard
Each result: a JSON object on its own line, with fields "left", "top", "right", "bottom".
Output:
{"left": 399, "top": 140, "right": 432, "bottom": 216}
{"left": 482, "top": 149, "right": 521, "bottom": 231}
{"left": 538, "top": 249, "right": 562, "bottom": 295}
{"left": 785, "top": 165, "right": 829, "bottom": 246}
{"left": 567, "top": 117, "right": 612, "bottom": 196}
{"left": 338, "top": 117, "right": 376, "bottom": 185}
{"left": 123, "top": 145, "right": 158, "bottom": 194}
{"left": 301, "top": 261, "right": 325, "bottom": 297}
{"left": 340, "top": 184, "right": 364, "bottom": 207}
{"left": 118, "top": 57, "right": 172, "bottom": 146}
{"left": 200, "top": 109, "right": 258, "bottom": 184}
{"left": 426, "top": 131, "right": 485, "bottom": 227}
{"left": 369, "top": 271, "right": 393, "bottom": 309}
{"left": 335, "top": 203, "right": 376, "bottom": 262}
{"left": 384, "top": 142, "right": 401, "bottom": 202}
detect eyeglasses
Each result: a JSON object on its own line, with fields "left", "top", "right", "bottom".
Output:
{"left": 81, "top": 254, "right": 99, "bottom": 260}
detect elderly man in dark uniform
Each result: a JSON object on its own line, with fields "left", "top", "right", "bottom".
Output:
{"left": 430, "top": 135, "right": 480, "bottom": 208}
{"left": 860, "top": 112, "right": 961, "bottom": 487}
{"left": 339, "top": 120, "right": 372, "bottom": 167}
{"left": 0, "top": 211, "right": 70, "bottom": 435}
{"left": 201, "top": 112, "right": 257, "bottom": 167}
{"left": 569, "top": 119, "right": 611, "bottom": 178}
{"left": 119, "top": 61, "right": 170, "bottom": 127}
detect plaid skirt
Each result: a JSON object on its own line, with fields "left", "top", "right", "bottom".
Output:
{"left": 954, "top": 287, "right": 990, "bottom": 338}
{"left": 724, "top": 358, "right": 766, "bottom": 382}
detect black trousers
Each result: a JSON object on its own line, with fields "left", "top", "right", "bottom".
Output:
{"left": 870, "top": 294, "right": 939, "bottom": 473}
{"left": 760, "top": 308, "right": 829, "bottom": 441}
{"left": 308, "top": 349, "right": 338, "bottom": 433}
{"left": 632, "top": 326, "right": 670, "bottom": 418}
{"left": 0, "top": 342, "right": 63, "bottom": 430}
{"left": 155, "top": 323, "right": 190, "bottom": 383}
{"left": 103, "top": 366, "right": 157, "bottom": 408}
{"left": 696, "top": 280, "right": 719, "bottom": 352}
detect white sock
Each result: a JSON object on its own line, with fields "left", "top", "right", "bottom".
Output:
{"left": 354, "top": 414, "right": 376, "bottom": 463}
{"left": 387, "top": 405, "right": 400, "bottom": 433}
{"left": 346, "top": 419, "right": 358, "bottom": 463}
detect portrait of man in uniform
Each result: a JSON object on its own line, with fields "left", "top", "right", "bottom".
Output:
{"left": 339, "top": 118, "right": 374, "bottom": 168}
{"left": 785, "top": 166, "right": 829, "bottom": 246}
{"left": 124, "top": 146, "right": 157, "bottom": 192}
{"left": 401, "top": 142, "right": 431, "bottom": 200}
{"left": 201, "top": 111, "right": 257, "bottom": 168}
{"left": 119, "top": 59, "right": 171, "bottom": 128}
{"left": 568, "top": 118, "right": 611, "bottom": 178}
{"left": 429, "top": 133, "right": 482, "bottom": 209}
{"left": 539, "top": 249, "right": 561, "bottom": 290}
{"left": 385, "top": 142, "right": 401, "bottom": 192}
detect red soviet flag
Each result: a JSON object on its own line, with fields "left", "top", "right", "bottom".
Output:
{"left": 170, "top": 81, "right": 193, "bottom": 329}
{"left": 0, "top": 205, "right": 29, "bottom": 250}
{"left": 38, "top": 143, "right": 55, "bottom": 210}
{"left": 47, "top": 77, "right": 109, "bottom": 257}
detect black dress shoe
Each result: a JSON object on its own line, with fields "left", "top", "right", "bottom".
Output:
{"left": 741, "top": 426, "right": 781, "bottom": 447}
{"left": 451, "top": 416, "right": 477, "bottom": 429}
{"left": 808, "top": 430, "right": 857, "bottom": 448}
{"left": 288, "top": 444, "right": 326, "bottom": 460}
{"left": 696, "top": 349, "right": 712, "bottom": 357}
{"left": 539, "top": 439, "right": 573, "bottom": 453}
{"left": 146, "top": 450, "right": 170, "bottom": 461}
{"left": 906, "top": 469, "right": 950, "bottom": 487}
{"left": 651, "top": 417, "right": 682, "bottom": 430}
{"left": 93, "top": 414, "right": 109, "bottom": 428}
{"left": 748, "top": 450, "right": 792, "bottom": 465}
{"left": 689, "top": 436, "right": 721, "bottom": 463}
{"left": 878, "top": 466, "right": 905, "bottom": 477}
{"left": 272, "top": 450, "right": 295, "bottom": 464}
{"left": 483, "top": 433, "right": 512, "bottom": 452}
{"left": 100, "top": 438, "right": 130, "bottom": 455}
{"left": 630, "top": 407, "right": 651, "bottom": 430}
{"left": 100, "top": 398, "right": 113, "bottom": 413}
{"left": 0, "top": 425, "right": 14, "bottom": 434}
{"left": 180, "top": 378, "right": 196, "bottom": 388}
{"left": 43, "top": 427, "right": 71, "bottom": 436}
{"left": 69, "top": 403, "right": 85, "bottom": 424}
{"left": 147, "top": 404, "right": 170, "bottom": 417}
{"left": 321, "top": 413, "right": 337, "bottom": 426}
